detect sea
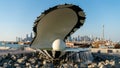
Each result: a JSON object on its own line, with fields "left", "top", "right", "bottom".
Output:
{"left": 0, "top": 42, "right": 29, "bottom": 49}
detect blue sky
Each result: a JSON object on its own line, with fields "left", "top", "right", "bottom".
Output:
{"left": 0, "top": 0, "right": 120, "bottom": 41}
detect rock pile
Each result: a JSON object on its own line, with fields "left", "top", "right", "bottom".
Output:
{"left": 0, "top": 52, "right": 44, "bottom": 68}
{"left": 88, "top": 53, "right": 120, "bottom": 68}
{"left": 0, "top": 51, "right": 120, "bottom": 68}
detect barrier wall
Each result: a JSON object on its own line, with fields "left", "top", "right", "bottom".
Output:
{"left": 91, "top": 48, "right": 120, "bottom": 53}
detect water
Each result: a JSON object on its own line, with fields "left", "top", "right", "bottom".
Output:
{"left": 0, "top": 42, "right": 29, "bottom": 49}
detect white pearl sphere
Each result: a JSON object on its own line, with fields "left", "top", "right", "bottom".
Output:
{"left": 52, "top": 39, "right": 66, "bottom": 51}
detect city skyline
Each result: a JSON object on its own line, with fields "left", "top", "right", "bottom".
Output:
{"left": 16, "top": 32, "right": 33, "bottom": 42}
{"left": 0, "top": 0, "right": 120, "bottom": 41}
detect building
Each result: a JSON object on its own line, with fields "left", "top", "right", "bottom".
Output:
{"left": 16, "top": 32, "right": 33, "bottom": 42}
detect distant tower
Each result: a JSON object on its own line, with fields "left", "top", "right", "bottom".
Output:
{"left": 26, "top": 34, "right": 28, "bottom": 39}
{"left": 102, "top": 25, "right": 104, "bottom": 40}
{"left": 26, "top": 34, "right": 29, "bottom": 41}
{"left": 16, "top": 37, "right": 18, "bottom": 42}
{"left": 30, "top": 32, "right": 33, "bottom": 39}
{"left": 18, "top": 38, "right": 21, "bottom": 42}
{"left": 77, "top": 35, "right": 80, "bottom": 41}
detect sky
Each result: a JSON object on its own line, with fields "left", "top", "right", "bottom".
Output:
{"left": 0, "top": 0, "right": 120, "bottom": 42}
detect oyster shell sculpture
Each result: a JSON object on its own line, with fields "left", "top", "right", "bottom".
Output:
{"left": 31, "top": 4, "right": 86, "bottom": 50}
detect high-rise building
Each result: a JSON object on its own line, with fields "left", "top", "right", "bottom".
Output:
{"left": 16, "top": 32, "right": 33, "bottom": 42}
{"left": 30, "top": 32, "right": 33, "bottom": 39}
{"left": 102, "top": 25, "right": 105, "bottom": 40}
{"left": 26, "top": 34, "right": 29, "bottom": 40}
{"left": 25, "top": 33, "right": 33, "bottom": 42}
